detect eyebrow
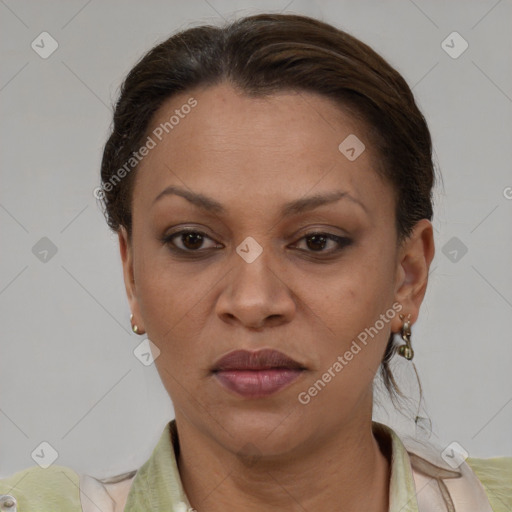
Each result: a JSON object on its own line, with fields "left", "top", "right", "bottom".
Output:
{"left": 152, "top": 185, "right": 368, "bottom": 216}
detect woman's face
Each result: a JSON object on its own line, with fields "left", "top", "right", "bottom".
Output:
{"left": 120, "top": 82, "right": 433, "bottom": 457}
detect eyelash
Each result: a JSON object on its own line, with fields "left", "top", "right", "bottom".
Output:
{"left": 161, "top": 229, "right": 352, "bottom": 257}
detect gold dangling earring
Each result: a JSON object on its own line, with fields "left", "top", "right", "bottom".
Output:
{"left": 130, "top": 314, "right": 139, "bottom": 334}
{"left": 397, "top": 313, "right": 414, "bottom": 360}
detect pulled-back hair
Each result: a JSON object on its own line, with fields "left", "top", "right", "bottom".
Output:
{"left": 99, "top": 13, "right": 436, "bottom": 399}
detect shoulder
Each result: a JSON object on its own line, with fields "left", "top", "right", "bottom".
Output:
{"left": 0, "top": 464, "right": 82, "bottom": 511}
{"left": 467, "top": 456, "right": 512, "bottom": 511}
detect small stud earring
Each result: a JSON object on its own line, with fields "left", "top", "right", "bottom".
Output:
{"left": 130, "top": 314, "right": 139, "bottom": 334}
{"left": 397, "top": 313, "right": 414, "bottom": 360}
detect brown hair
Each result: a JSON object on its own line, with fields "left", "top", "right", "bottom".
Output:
{"left": 99, "top": 13, "right": 436, "bottom": 399}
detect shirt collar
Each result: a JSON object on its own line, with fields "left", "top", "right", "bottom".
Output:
{"left": 124, "top": 420, "right": 419, "bottom": 512}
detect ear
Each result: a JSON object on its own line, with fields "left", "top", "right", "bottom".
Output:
{"left": 119, "top": 226, "right": 145, "bottom": 333}
{"left": 391, "top": 219, "right": 435, "bottom": 333}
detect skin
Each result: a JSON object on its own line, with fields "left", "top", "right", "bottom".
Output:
{"left": 119, "top": 82, "right": 435, "bottom": 511}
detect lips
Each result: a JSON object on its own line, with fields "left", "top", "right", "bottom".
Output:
{"left": 211, "top": 349, "right": 306, "bottom": 372}
{"left": 211, "top": 349, "right": 306, "bottom": 398}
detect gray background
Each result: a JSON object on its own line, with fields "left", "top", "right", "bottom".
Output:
{"left": 1, "top": 0, "right": 511, "bottom": 478}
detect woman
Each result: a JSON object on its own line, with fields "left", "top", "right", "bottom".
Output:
{"left": 1, "top": 13, "right": 510, "bottom": 512}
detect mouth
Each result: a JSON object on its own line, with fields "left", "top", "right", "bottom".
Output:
{"left": 211, "top": 349, "right": 307, "bottom": 398}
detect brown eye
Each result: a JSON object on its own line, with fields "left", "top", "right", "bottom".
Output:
{"left": 295, "top": 232, "right": 352, "bottom": 254}
{"left": 305, "top": 234, "right": 329, "bottom": 251}
{"left": 180, "top": 232, "right": 205, "bottom": 250}
{"left": 163, "top": 230, "right": 220, "bottom": 252}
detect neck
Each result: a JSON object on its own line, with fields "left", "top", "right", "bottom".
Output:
{"left": 175, "top": 412, "right": 390, "bottom": 512}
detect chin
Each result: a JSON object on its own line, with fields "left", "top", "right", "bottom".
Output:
{"left": 216, "top": 407, "right": 311, "bottom": 457}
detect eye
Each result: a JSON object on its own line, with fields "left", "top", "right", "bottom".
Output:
{"left": 293, "top": 232, "right": 352, "bottom": 254}
{"left": 161, "top": 229, "right": 352, "bottom": 256}
{"left": 162, "top": 229, "right": 222, "bottom": 252}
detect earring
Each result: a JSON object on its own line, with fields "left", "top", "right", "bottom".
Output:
{"left": 130, "top": 314, "right": 140, "bottom": 334}
{"left": 397, "top": 313, "right": 414, "bottom": 360}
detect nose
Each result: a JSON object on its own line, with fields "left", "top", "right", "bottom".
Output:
{"left": 215, "top": 243, "right": 296, "bottom": 330}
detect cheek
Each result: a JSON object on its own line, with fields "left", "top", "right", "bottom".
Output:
{"left": 306, "top": 246, "right": 396, "bottom": 381}
{"left": 317, "top": 248, "right": 395, "bottom": 329}
{"left": 133, "top": 233, "right": 212, "bottom": 319}
{"left": 298, "top": 279, "right": 395, "bottom": 415}
{"left": 132, "top": 247, "right": 197, "bottom": 355}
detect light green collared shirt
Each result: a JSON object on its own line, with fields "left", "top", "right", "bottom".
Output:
{"left": 1, "top": 420, "right": 511, "bottom": 511}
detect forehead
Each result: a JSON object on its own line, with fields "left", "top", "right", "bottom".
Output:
{"left": 133, "top": 82, "right": 393, "bottom": 221}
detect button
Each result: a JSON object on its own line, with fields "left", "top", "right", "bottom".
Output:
{"left": 0, "top": 495, "right": 17, "bottom": 511}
